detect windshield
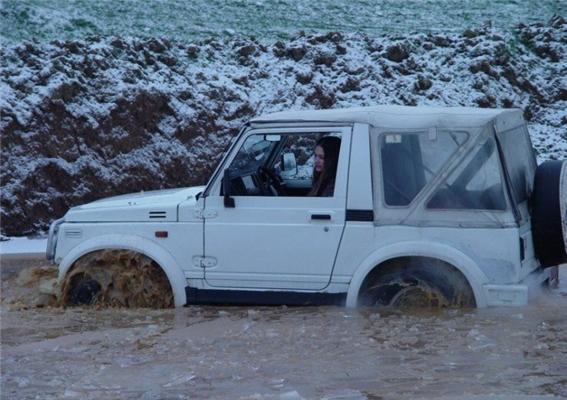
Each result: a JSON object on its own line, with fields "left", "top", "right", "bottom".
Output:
{"left": 230, "top": 135, "right": 280, "bottom": 176}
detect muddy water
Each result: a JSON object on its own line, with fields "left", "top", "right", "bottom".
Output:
{"left": 1, "top": 261, "right": 567, "bottom": 400}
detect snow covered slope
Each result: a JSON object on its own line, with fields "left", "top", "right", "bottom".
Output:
{"left": 1, "top": 17, "right": 566, "bottom": 236}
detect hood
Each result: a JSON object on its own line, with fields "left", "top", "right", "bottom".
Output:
{"left": 65, "top": 186, "right": 205, "bottom": 222}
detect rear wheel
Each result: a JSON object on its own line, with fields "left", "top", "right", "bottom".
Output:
{"left": 61, "top": 250, "right": 173, "bottom": 308}
{"left": 359, "top": 258, "right": 476, "bottom": 308}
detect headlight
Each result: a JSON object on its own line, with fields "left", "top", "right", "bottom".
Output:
{"left": 46, "top": 218, "right": 65, "bottom": 262}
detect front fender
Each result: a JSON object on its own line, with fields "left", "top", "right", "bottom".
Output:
{"left": 58, "top": 234, "right": 187, "bottom": 307}
{"left": 345, "top": 241, "right": 489, "bottom": 308}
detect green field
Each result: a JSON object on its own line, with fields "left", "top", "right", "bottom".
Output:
{"left": 1, "top": 0, "right": 565, "bottom": 44}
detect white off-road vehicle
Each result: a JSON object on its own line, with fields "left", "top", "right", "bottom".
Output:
{"left": 47, "top": 106, "right": 567, "bottom": 308}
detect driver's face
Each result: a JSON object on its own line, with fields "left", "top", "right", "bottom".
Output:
{"left": 314, "top": 145, "right": 325, "bottom": 173}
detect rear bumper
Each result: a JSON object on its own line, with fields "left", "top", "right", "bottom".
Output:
{"left": 483, "top": 267, "right": 550, "bottom": 306}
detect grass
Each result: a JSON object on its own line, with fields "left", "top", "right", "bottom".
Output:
{"left": 1, "top": 0, "right": 565, "bottom": 44}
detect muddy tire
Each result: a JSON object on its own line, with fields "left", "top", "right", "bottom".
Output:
{"left": 531, "top": 160, "right": 567, "bottom": 268}
{"left": 358, "top": 258, "right": 476, "bottom": 308}
{"left": 65, "top": 274, "right": 102, "bottom": 305}
{"left": 61, "top": 250, "right": 174, "bottom": 308}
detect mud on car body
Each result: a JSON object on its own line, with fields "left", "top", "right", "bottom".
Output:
{"left": 47, "top": 106, "right": 567, "bottom": 308}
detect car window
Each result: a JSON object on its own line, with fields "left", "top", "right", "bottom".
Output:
{"left": 229, "top": 135, "right": 279, "bottom": 176}
{"left": 427, "top": 137, "right": 506, "bottom": 210}
{"left": 380, "top": 130, "right": 467, "bottom": 206}
{"left": 496, "top": 125, "right": 537, "bottom": 205}
{"left": 225, "top": 132, "right": 340, "bottom": 197}
{"left": 275, "top": 134, "right": 318, "bottom": 182}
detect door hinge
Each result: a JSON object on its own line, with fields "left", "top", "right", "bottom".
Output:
{"left": 193, "top": 209, "right": 218, "bottom": 219}
{"left": 192, "top": 256, "right": 218, "bottom": 268}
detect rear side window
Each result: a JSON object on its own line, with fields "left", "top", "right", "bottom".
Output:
{"left": 496, "top": 125, "right": 537, "bottom": 204}
{"left": 427, "top": 137, "right": 506, "bottom": 210}
{"left": 380, "top": 130, "right": 467, "bottom": 206}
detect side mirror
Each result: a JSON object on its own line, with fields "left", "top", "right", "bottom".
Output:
{"left": 223, "top": 169, "right": 235, "bottom": 208}
{"left": 281, "top": 152, "right": 298, "bottom": 176}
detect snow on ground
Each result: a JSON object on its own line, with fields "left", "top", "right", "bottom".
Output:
{"left": 0, "top": 237, "right": 47, "bottom": 259}
{"left": 1, "top": 17, "right": 566, "bottom": 236}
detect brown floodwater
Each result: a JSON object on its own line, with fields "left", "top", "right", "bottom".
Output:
{"left": 1, "top": 259, "right": 566, "bottom": 400}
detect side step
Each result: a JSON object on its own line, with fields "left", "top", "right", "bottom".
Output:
{"left": 185, "top": 287, "right": 346, "bottom": 306}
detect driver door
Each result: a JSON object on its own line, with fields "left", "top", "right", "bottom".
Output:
{"left": 202, "top": 126, "right": 351, "bottom": 290}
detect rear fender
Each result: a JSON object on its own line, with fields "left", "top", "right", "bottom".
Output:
{"left": 346, "top": 241, "right": 489, "bottom": 308}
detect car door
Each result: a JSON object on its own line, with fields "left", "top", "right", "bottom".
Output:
{"left": 202, "top": 126, "right": 351, "bottom": 290}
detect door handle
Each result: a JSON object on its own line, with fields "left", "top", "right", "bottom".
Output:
{"left": 311, "top": 214, "right": 331, "bottom": 221}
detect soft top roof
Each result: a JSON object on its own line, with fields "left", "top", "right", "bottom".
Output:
{"left": 251, "top": 105, "right": 524, "bottom": 131}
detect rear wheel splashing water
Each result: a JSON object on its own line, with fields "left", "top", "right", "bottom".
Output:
{"left": 60, "top": 250, "right": 173, "bottom": 308}
{"left": 358, "top": 257, "right": 476, "bottom": 308}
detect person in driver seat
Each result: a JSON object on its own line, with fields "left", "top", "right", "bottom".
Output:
{"left": 309, "top": 136, "right": 341, "bottom": 197}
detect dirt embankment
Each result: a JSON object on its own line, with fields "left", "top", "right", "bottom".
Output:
{"left": 1, "top": 16, "right": 566, "bottom": 236}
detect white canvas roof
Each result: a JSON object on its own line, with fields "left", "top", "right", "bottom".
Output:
{"left": 251, "top": 105, "right": 524, "bottom": 131}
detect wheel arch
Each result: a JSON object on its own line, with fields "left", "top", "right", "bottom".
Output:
{"left": 345, "top": 241, "right": 489, "bottom": 308}
{"left": 58, "top": 234, "right": 187, "bottom": 307}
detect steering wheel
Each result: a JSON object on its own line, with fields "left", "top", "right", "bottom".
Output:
{"left": 257, "top": 166, "right": 285, "bottom": 196}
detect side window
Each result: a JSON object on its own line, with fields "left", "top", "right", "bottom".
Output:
{"left": 276, "top": 134, "right": 318, "bottom": 184}
{"left": 496, "top": 125, "right": 537, "bottom": 205}
{"left": 380, "top": 130, "right": 467, "bottom": 206}
{"left": 427, "top": 137, "right": 506, "bottom": 210}
{"left": 226, "top": 133, "right": 341, "bottom": 197}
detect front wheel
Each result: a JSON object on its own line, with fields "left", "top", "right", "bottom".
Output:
{"left": 61, "top": 250, "right": 173, "bottom": 308}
